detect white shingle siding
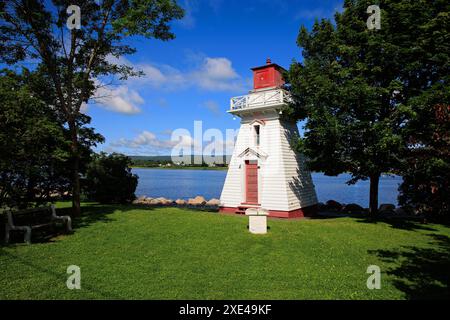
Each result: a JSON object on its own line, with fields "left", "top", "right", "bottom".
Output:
{"left": 220, "top": 111, "right": 318, "bottom": 211}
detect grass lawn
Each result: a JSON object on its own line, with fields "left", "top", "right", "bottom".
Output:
{"left": 1, "top": 203, "right": 449, "bottom": 300}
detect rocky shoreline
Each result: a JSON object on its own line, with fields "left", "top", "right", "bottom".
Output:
{"left": 132, "top": 196, "right": 418, "bottom": 218}
{"left": 132, "top": 195, "right": 220, "bottom": 210}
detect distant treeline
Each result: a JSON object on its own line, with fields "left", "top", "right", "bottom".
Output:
{"left": 129, "top": 155, "right": 230, "bottom": 168}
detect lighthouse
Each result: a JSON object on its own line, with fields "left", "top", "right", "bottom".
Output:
{"left": 219, "top": 59, "right": 318, "bottom": 218}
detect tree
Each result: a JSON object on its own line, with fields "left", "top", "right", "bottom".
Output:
{"left": 0, "top": 69, "right": 69, "bottom": 208}
{"left": 399, "top": 102, "right": 450, "bottom": 219}
{"left": 288, "top": 0, "right": 449, "bottom": 216}
{"left": 83, "top": 152, "right": 138, "bottom": 204}
{"left": 0, "top": 0, "right": 184, "bottom": 215}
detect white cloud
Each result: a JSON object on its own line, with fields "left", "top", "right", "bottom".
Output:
{"left": 133, "top": 56, "right": 244, "bottom": 92}
{"left": 111, "top": 130, "right": 174, "bottom": 149}
{"left": 191, "top": 57, "right": 242, "bottom": 91}
{"left": 110, "top": 130, "right": 193, "bottom": 152}
{"left": 89, "top": 54, "right": 245, "bottom": 114}
{"left": 108, "top": 128, "right": 237, "bottom": 157}
{"left": 80, "top": 102, "right": 89, "bottom": 114}
{"left": 94, "top": 85, "right": 144, "bottom": 114}
{"left": 178, "top": 0, "right": 197, "bottom": 29}
{"left": 137, "top": 63, "right": 187, "bottom": 89}
{"left": 202, "top": 57, "right": 238, "bottom": 80}
{"left": 107, "top": 53, "right": 244, "bottom": 92}
{"left": 201, "top": 100, "right": 221, "bottom": 115}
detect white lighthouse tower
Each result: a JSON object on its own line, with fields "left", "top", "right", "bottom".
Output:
{"left": 219, "top": 59, "right": 318, "bottom": 218}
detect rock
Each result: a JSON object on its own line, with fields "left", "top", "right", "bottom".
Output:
{"left": 206, "top": 198, "right": 220, "bottom": 206}
{"left": 142, "top": 197, "right": 153, "bottom": 204}
{"left": 188, "top": 196, "right": 207, "bottom": 206}
{"left": 132, "top": 196, "right": 148, "bottom": 204}
{"left": 131, "top": 196, "right": 147, "bottom": 204}
{"left": 341, "top": 203, "right": 365, "bottom": 213}
{"left": 325, "top": 200, "right": 342, "bottom": 211}
{"left": 175, "top": 199, "right": 187, "bottom": 206}
{"left": 150, "top": 198, "right": 161, "bottom": 205}
{"left": 164, "top": 198, "right": 174, "bottom": 205}
{"left": 154, "top": 197, "right": 173, "bottom": 205}
{"left": 379, "top": 203, "right": 395, "bottom": 212}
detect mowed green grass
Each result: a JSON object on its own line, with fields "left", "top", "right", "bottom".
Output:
{"left": 1, "top": 204, "right": 449, "bottom": 300}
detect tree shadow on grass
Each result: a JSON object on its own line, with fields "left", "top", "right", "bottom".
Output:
{"left": 356, "top": 217, "right": 437, "bottom": 232}
{"left": 369, "top": 234, "right": 450, "bottom": 300}
{"left": 2, "top": 203, "right": 155, "bottom": 245}
{"left": 313, "top": 212, "right": 369, "bottom": 220}
{"left": 72, "top": 203, "right": 146, "bottom": 229}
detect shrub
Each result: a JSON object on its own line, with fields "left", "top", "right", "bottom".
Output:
{"left": 83, "top": 153, "right": 138, "bottom": 204}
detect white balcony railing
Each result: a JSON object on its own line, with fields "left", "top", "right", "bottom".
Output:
{"left": 230, "top": 89, "right": 292, "bottom": 112}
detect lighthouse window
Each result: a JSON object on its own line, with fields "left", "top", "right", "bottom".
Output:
{"left": 254, "top": 125, "right": 260, "bottom": 146}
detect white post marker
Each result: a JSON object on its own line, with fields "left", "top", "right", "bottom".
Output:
{"left": 246, "top": 208, "right": 269, "bottom": 234}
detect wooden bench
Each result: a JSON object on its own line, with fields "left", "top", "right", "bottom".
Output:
{"left": 4, "top": 205, "right": 72, "bottom": 244}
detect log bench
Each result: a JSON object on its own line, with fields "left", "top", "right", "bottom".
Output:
{"left": 4, "top": 205, "right": 72, "bottom": 244}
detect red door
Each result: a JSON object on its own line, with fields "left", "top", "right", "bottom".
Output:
{"left": 245, "top": 161, "right": 258, "bottom": 204}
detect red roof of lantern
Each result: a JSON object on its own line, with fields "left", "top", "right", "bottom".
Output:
{"left": 251, "top": 58, "right": 286, "bottom": 90}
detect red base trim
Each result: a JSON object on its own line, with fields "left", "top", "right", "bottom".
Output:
{"left": 219, "top": 207, "right": 237, "bottom": 214}
{"left": 219, "top": 204, "right": 318, "bottom": 219}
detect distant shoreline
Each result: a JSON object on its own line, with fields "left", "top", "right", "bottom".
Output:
{"left": 131, "top": 166, "right": 228, "bottom": 171}
{"left": 130, "top": 167, "right": 399, "bottom": 176}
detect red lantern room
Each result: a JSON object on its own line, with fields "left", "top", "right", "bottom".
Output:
{"left": 251, "top": 58, "right": 286, "bottom": 91}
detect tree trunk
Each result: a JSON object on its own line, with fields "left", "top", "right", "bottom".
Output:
{"left": 72, "top": 155, "right": 81, "bottom": 217}
{"left": 369, "top": 173, "right": 380, "bottom": 219}
{"left": 69, "top": 120, "right": 81, "bottom": 217}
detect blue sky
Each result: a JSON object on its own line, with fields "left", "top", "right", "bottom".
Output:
{"left": 85, "top": 0, "right": 344, "bottom": 156}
